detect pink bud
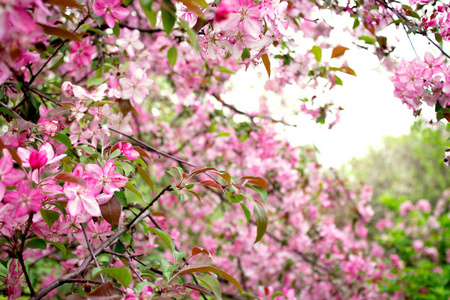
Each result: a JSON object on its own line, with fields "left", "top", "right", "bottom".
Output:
{"left": 29, "top": 150, "right": 48, "bottom": 169}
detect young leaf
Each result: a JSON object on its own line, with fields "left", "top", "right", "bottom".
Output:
{"left": 253, "top": 199, "right": 268, "bottom": 243}
{"left": 200, "top": 180, "right": 224, "bottom": 192}
{"left": 46, "top": 0, "right": 84, "bottom": 9}
{"left": 311, "top": 45, "right": 322, "bottom": 62}
{"left": 191, "top": 247, "right": 213, "bottom": 260}
{"left": 261, "top": 53, "right": 271, "bottom": 78}
{"left": 240, "top": 176, "right": 267, "bottom": 190}
{"left": 178, "top": 264, "right": 243, "bottom": 294}
{"left": 245, "top": 184, "right": 267, "bottom": 204}
{"left": 331, "top": 45, "right": 349, "bottom": 58}
{"left": 167, "top": 46, "right": 178, "bottom": 66}
{"left": 96, "top": 268, "right": 132, "bottom": 287}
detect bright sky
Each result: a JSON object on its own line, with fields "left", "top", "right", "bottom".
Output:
{"left": 222, "top": 24, "right": 440, "bottom": 168}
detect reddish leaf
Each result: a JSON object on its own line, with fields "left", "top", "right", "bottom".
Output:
{"left": 54, "top": 173, "right": 86, "bottom": 187}
{"left": 186, "top": 167, "right": 218, "bottom": 182}
{"left": 39, "top": 24, "right": 81, "bottom": 41}
{"left": 172, "top": 284, "right": 187, "bottom": 295}
{"left": 151, "top": 211, "right": 167, "bottom": 217}
{"left": 331, "top": 46, "right": 349, "bottom": 58}
{"left": 87, "top": 281, "right": 122, "bottom": 299}
{"left": 182, "top": 283, "right": 214, "bottom": 296}
{"left": 191, "top": 247, "right": 213, "bottom": 260}
{"left": 199, "top": 180, "right": 224, "bottom": 192}
{"left": 46, "top": 107, "right": 69, "bottom": 119}
{"left": 100, "top": 195, "right": 122, "bottom": 227}
{"left": 0, "top": 139, "right": 23, "bottom": 167}
{"left": 240, "top": 176, "right": 267, "bottom": 190}
{"left": 45, "top": 0, "right": 83, "bottom": 9}
{"left": 178, "top": 264, "right": 243, "bottom": 294}
{"left": 133, "top": 146, "right": 152, "bottom": 160}
{"left": 261, "top": 53, "right": 271, "bottom": 78}
{"left": 339, "top": 66, "right": 356, "bottom": 76}
{"left": 16, "top": 119, "right": 37, "bottom": 132}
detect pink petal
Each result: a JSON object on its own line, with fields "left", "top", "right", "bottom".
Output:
{"left": 104, "top": 13, "right": 116, "bottom": 28}
{"left": 67, "top": 197, "right": 82, "bottom": 217}
{"left": 81, "top": 195, "right": 101, "bottom": 217}
{"left": 3, "top": 169, "right": 25, "bottom": 186}
{"left": 112, "top": 6, "right": 130, "bottom": 21}
{"left": 102, "top": 160, "right": 116, "bottom": 176}
{"left": 242, "top": 17, "right": 261, "bottom": 37}
{"left": 85, "top": 164, "right": 103, "bottom": 178}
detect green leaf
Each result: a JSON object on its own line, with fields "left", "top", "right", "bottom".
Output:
{"left": 134, "top": 282, "right": 155, "bottom": 294}
{"left": 311, "top": 45, "right": 322, "bottom": 62}
{"left": 51, "top": 132, "right": 72, "bottom": 149}
{"left": 125, "top": 182, "right": 143, "bottom": 198}
{"left": 242, "top": 292, "right": 260, "bottom": 299}
{"left": 113, "top": 21, "right": 120, "bottom": 38}
{"left": 246, "top": 184, "right": 267, "bottom": 204}
{"left": 120, "top": 161, "right": 134, "bottom": 177}
{"left": 167, "top": 46, "right": 178, "bottom": 66}
{"left": 26, "top": 239, "right": 47, "bottom": 250}
{"left": 334, "top": 75, "right": 343, "bottom": 86}
{"left": 216, "top": 132, "right": 230, "bottom": 137}
{"left": 96, "top": 267, "right": 132, "bottom": 287}
{"left": 114, "top": 190, "right": 127, "bottom": 206}
{"left": 148, "top": 227, "right": 185, "bottom": 261}
{"left": 196, "top": 274, "right": 222, "bottom": 299}
{"left": 240, "top": 203, "right": 251, "bottom": 223}
{"left": 140, "top": 0, "right": 157, "bottom": 27}
{"left": 179, "top": 19, "right": 199, "bottom": 52}
{"left": 136, "top": 166, "right": 154, "bottom": 192}
{"left": 46, "top": 240, "right": 67, "bottom": 258}
{"left": 358, "top": 36, "right": 375, "bottom": 45}
{"left": 241, "top": 48, "right": 250, "bottom": 60}
{"left": 271, "top": 292, "right": 285, "bottom": 299}
{"left": 0, "top": 108, "right": 18, "bottom": 119}
{"left": 161, "top": 8, "right": 176, "bottom": 35}
{"left": 217, "top": 67, "right": 235, "bottom": 74}
{"left": 0, "top": 263, "right": 7, "bottom": 277}
{"left": 253, "top": 200, "right": 268, "bottom": 243}
{"left": 161, "top": 258, "right": 180, "bottom": 280}
{"left": 187, "top": 190, "right": 202, "bottom": 203}
{"left": 40, "top": 209, "right": 60, "bottom": 229}
{"left": 87, "top": 76, "right": 108, "bottom": 88}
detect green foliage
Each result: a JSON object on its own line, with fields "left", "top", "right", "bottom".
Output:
{"left": 347, "top": 120, "right": 450, "bottom": 206}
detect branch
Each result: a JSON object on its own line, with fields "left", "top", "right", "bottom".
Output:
{"left": 18, "top": 212, "right": 36, "bottom": 296}
{"left": 109, "top": 127, "right": 196, "bottom": 167}
{"left": 212, "top": 93, "right": 296, "bottom": 127}
{"left": 0, "top": 102, "right": 24, "bottom": 120}
{"left": 30, "top": 185, "right": 173, "bottom": 300}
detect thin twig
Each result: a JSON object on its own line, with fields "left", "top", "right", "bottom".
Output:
{"left": 81, "top": 223, "right": 105, "bottom": 282}
{"left": 109, "top": 127, "right": 196, "bottom": 167}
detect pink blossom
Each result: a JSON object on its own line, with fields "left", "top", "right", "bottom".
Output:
{"left": 399, "top": 200, "right": 414, "bottom": 216}
{"left": 85, "top": 160, "right": 128, "bottom": 204}
{"left": 119, "top": 64, "right": 152, "bottom": 105}
{"left": 70, "top": 39, "right": 97, "bottom": 66}
{"left": 5, "top": 259, "right": 23, "bottom": 300}
{"left": 116, "top": 28, "right": 144, "bottom": 57}
{"left": 416, "top": 199, "right": 431, "bottom": 213}
{"left": 17, "top": 143, "right": 66, "bottom": 169}
{"left": 117, "top": 142, "right": 139, "bottom": 160}
{"left": 64, "top": 165, "right": 102, "bottom": 218}
{"left": 3, "top": 180, "right": 43, "bottom": 217}
{"left": 93, "top": 0, "right": 130, "bottom": 28}
{"left": 0, "top": 149, "right": 24, "bottom": 201}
